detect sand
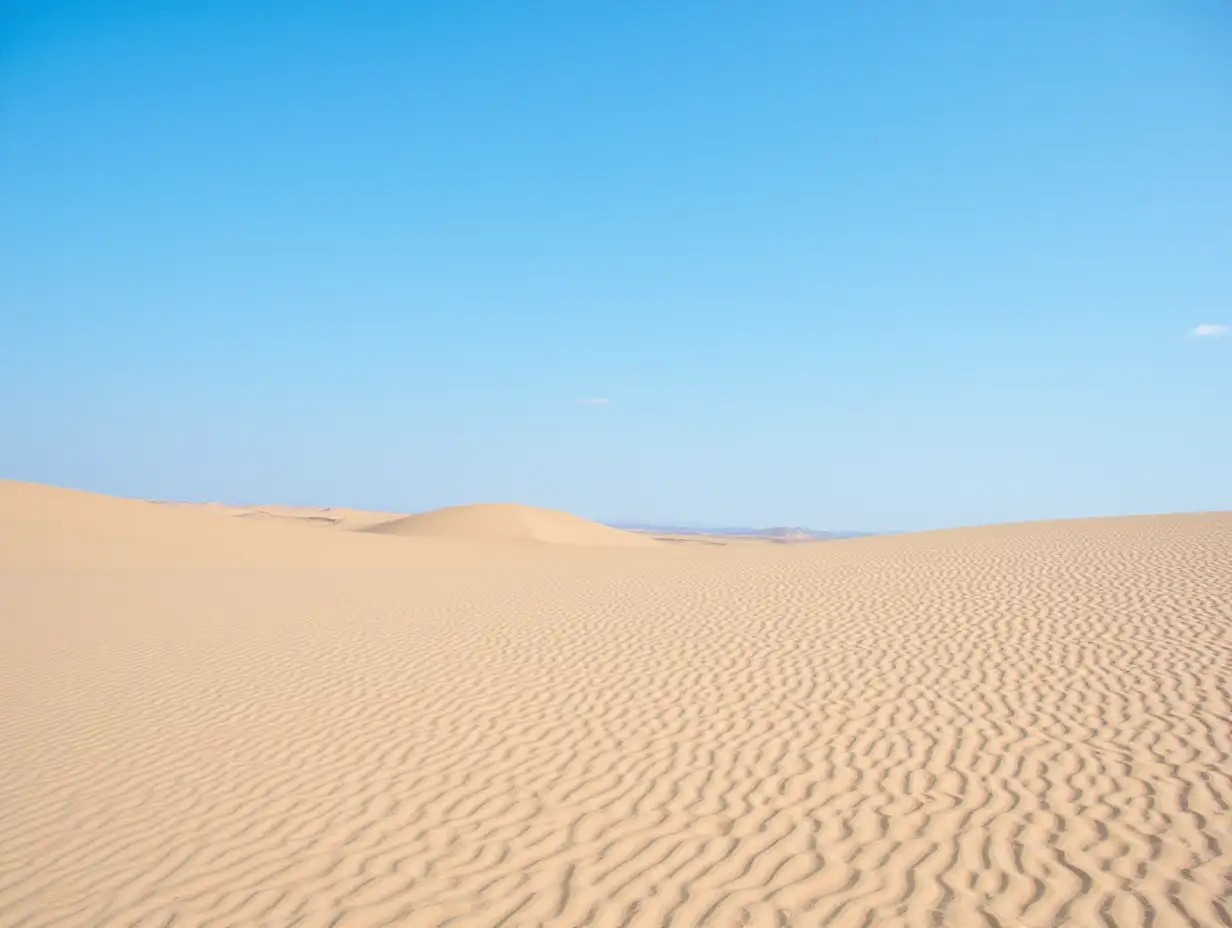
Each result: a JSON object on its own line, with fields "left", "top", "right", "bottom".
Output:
{"left": 1, "top": 480, "right": 1230, "bottom": 927}
{"left": 363, "top": 503, "right": 658, "bottom": 547}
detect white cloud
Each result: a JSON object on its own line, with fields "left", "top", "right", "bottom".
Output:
{"left": 1189, "top": 323, "right": 1230, "bottom": 338}
{"left": 577, "top": 397, "right": 611, "bottom": 406}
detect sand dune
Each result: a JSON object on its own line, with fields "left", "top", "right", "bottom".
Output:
{"left": 363, "top": 502, "right": 657, "bottom": 547}
{"left": 156, "top": 500, "right": 407, "bottom": 533}
{"left": 2, "top": 481, "right": 1231, "bottom": 927}
{"left": 0, "top": 481, "right": 560, "bottom": 568}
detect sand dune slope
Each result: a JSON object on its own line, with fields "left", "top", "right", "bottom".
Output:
{"left": 363, "top": 502, "right": 657, "bottom": 547}
{"left": 1, "top": 488, "right": 1231, "bottom": 927}
{"left": 0, "top": 480, "right": 547, "bottom": 568}
{"left": 159, "top": 501, "right": 406, "bottom": 532}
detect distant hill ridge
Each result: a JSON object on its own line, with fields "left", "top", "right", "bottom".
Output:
{"left": 609, "top": 522, "right": 875, "bottom": 539}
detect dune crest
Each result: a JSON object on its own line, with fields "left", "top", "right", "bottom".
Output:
{"left": 0, "top": 480, "right": 554, "bottom": 568}
{"left": 362, "top": 502, "right": 657, "bottom": 547}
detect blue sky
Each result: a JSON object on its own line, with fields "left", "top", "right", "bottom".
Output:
{"left": 2, "top": 1, "right": 1229, "bottom": 531}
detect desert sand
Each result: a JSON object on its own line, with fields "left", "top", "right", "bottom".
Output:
{"left": 1, "top": 479, "right": 1230, "bottom": 927}
{"left": 362, "top": 503, "right": 657, "bottom": 548}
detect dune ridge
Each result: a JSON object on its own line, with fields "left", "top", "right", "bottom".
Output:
{"left": 362, "top": 502, "right": 657, "bottom": 547}
{"left": 0, "top": 481, "right": 644, "bottom": 568}
{"left": 1, "top": 480, "right": 1231, "bottom": 926}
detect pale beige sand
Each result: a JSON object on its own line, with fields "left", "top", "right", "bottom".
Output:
{"left": 155, "top": 501, "right": 405, "bottom": 533}
{"left": 1, "top": 480, "right": 1230, "bottom": 927}
{"left": 157, "top": 500, "right": 656, "bottom": 546}
{"left": 0, "top": 482, "right": 580, "bottom": 569}
{"left": 363, "top": 503, "right": 658, "bottom": 547}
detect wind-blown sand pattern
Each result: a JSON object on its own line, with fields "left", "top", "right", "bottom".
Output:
{"left": 1, "top": 481, "right": 1230, "bottom": 927}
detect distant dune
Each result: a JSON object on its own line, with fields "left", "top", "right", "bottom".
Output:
{"left": 2, "top": 478, "right": 1231, "bottom": 926}
{"left": 363, "top": 502, "right": 657, "bottom": 547}
{"left": 158, "top": 501, "right": 404, "bottom": 532}
{"left": 612, "top": 521, "right": 875, "bottom": 541}
{"left": 0, "top": 480, "right": 559, "bottom": 568}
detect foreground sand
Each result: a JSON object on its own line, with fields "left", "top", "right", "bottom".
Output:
{"left": 1, "top": 482, "right": 1230, "bottom": 927}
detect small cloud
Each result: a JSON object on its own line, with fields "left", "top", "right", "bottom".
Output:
{"left": 1189, "top": 323, "right": 1230, "bottom": 338}
{"left": 577, "top": 397, "right": 611, "bottom": 406}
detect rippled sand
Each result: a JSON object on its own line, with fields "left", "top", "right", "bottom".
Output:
{"left": 2, "top": 481, "right": 1230, "bottom": 927}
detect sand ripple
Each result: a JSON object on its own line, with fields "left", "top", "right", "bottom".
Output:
{"left": 1, "top": 513, "right": 1230, "bottom": 926}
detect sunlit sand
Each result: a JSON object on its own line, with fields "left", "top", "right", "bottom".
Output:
{"left": 2, "top": 479, "right": 1229, "bottom": 926}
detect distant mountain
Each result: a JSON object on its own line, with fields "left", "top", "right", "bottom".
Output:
{"left": 607, "top": 522, "right": 875, "bottom": 540}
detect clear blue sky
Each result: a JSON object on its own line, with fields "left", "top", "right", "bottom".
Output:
{"left": 2, "top": 1, "right": 1229, "bottom": 531}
